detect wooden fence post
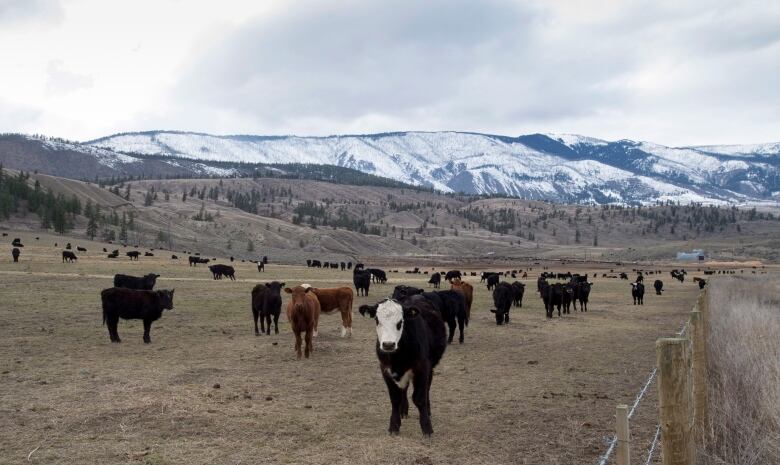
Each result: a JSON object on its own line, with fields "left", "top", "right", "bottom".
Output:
{"left": 689, "top": 310, "right": 709, "bottom": 440}
{"left": 656, "top": 338, "right": 695, "bottom": 465}
{"left": 616, "top": 404, "right": 631, "bottom": 465}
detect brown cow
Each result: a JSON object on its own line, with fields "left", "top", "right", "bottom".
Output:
{"left": 450, "top": 278, "right": 474, "bottom": 320}
{"left": 284, "top": 286, "right": 321, "bottom": 359}
{"left": 303, "top": 284, "right": 354, "bottom": 337}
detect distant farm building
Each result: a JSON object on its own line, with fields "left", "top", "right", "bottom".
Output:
{"left": 676, "top": 249, "right": 705, "bottom": 261}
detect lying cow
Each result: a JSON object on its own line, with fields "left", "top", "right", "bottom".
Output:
{"left": 251, "top": 281, "right": 285, "bottom": 335}
{"left": 359, "top": 298, "right": 446, "bottom": 436}
{"left": 101, "top": 288, "right": 175, "bottom": 343}
{"left": 114, "top": 273, "right": 160, "bottom": 290}
{"left": 77, "top": 246, "right": 87, "bottom": 252}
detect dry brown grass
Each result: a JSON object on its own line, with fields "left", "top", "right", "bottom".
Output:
{"left": 702, "top": 278, "right": 780, "bottom": 465}
{"left": 0, "top": 231, "right": 726, "bottom": 464}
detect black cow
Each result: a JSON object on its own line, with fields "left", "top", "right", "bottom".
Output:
{"left": 511, "top": 281, "right": 525, "bottom": 307}
{"left": 257, "top": 261, "right": 265, "bottom": 272}
{"left": 353, "top": 269, "right": 371, "bottom": 296}
{"left": 144, "top": 252, "right": 154, "bottom": 257}
{"left": 65, "top": 242, "right": 72, "bottom": 250}
{"left": 631, "top": 282, "right": 645, "bottom": 305}
{"left": 62, "top": 251, "right": 78, "bottom": 263}
{"left": 311, "top": 260, "right": 322, "bottom": 268}
{"left": 126, "top": 251, "right": 140, "bottom": 261}
{"left": 428, "top": 273, "right": 441, "bottom": 288}
{"left": 189, "top": 256, "right": 209, "bottom": 266}
{"left": 540, "top": 282, "right": 564, "bottom": 318}
{"left": 392, "top": 286, "right": 467, "bottom": 344}
{"left": 77, "top": 246, "right": 87, "bottom": 252}
{"left": 486, "top": 273, "right": 499, "bottom": 290}
{"left": 330, "top": 262, "right": 339, "bottom": 269}
{"left": 619, "top": 272, "right": 628, "bottom": 280}
{"left": 209, "top": 264, "right": 235, "bottom": 280}
{"left": 171, "top": 255, "right": 178, "bottom": 260}
{"left": 697, "top": 278, "right": 706, "bottom": 289}
{"left": 347, "top": 261, "right": 352, "bottom": 270}
{"left": 306, "top": 259, "right": 312, "bottom": 267}
{"left": 561, "top": 283, "right": 574, "bottom": 314}
{"left": 12, "top": 248, "right": 20, "bottom": 262}
{"left": 262, "top": 256, "right": 268, "bottom": 264}
{"left": 359, "top": 298, "right": 446, "bottom": 436}
{"left": 101, "top": 288, "right": 175, "bottom": 343}
{"left": 114, "top": 273, "right": 159, "bottom": 290}
{"left": 654, "top": 279, "right": 664, "bottom": 295}
{"left": 251, "top": 281, "right": 285, "bottom": 335}
{"left": 576, "top": 282, "right": 591, "bottom": 312}
{"left": 491, "top": 282, "right": 513, "bottom": 325}
{"left": 368, "top": 268, "right": 388, "bottom": 284}
{"left": 444, "top": 270, "right": 461, "bottom": 282}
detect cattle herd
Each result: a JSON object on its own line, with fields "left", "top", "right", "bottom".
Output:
{"left": 4, "top": 234, "right": 760, "bottom": 437}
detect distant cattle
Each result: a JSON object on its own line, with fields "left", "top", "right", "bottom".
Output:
{"left": 347, "top": 262, "right": 352, "bottom": 270}
{"left": 310, "top": 260, "right": 322, "bottom": 268}
{"left": 340, "top": 262, "right": 346, "bottom": 271}
{"left": 428, "top": 273, "right": 441, "bottom": 288}
{"left": 353, "top": 269, "right": 371, "bottom": 296}
{"left": 251, "top": 281, "right": 285, "bottom": 335}
{"left": 619, "top": 272, "right": 628, "bottom": 280}
{"left": 359, "top": 298, "right": 446, "bottom": 436}
{"left": 284, "top": 285, "right": 321, "bottom": 359}
{"left": 368, "top": 268, "right": 387, "bottom": 284}
{"left": 697, "top": 278, "right": 706, "bottom": 289}
{"left": 126, "top": 251, "right": 140, "bottom": 261}
{"left": 306, "top": 259, "right": 312, "bottom": 267}
{"left": 444, "top": 270, "right": 461, "bottom": 282}
{"left": 631, "top": 282, "right": 645, "bottom": 305}
{"left": 330, "top": 263, "right": 338, "bottom": 269}
{"left": 654, "top": 279, "right": 664, "bottom": 295}
{"left": 486, "top": 273, "right": 499, "bottom": 290}
{"left": 62, "top": 251, "right": 78, "bottom": 263}
{"left": 114, "top": 273, "right": 160, "bottom": 290}
{"left": 257, "top": 261, "right": 265, "bottom": 272}
{"left": 171, "top": 254, "right": 178, "bottom": 260}
{"left": 491, "top": 282, "right": 513, "bottom": 325}
{"left": 511, "top": 281, "right": 525, "bottom": 307}
{"left": 65, "top": 243, "right": 71, "bottom": 250}
{"left": 307, "top": 286, "right": 354, "bottom": 337}
{"left": 77, "top": 246, "right": 87, "bottom": 252}
{"left": 188, "top": 256, "right": 209, "bottom": 266}
{"left": 262, "top": 256, "right": 268, "bottom": 264}
{"left": 229, "top": 256, "right": 234, "bottom": 262}
{"left": 12, "top": 238, "right": 24, "bottom": 247}
{"left": 392, "top": 286, "right": 467, "bottom": 344}
{"left": 574, "top": 281, "right": 591, "bottom": 312}
{"left": 144, "top": 252, "right": 154, "bottom": 257}
{"left": 209, "top": 264, "right": 235, "bottom": 280}
{"left": 12, "top": 248, "right": 20, "bottom": 262}
{"left": 101, "top": 288, "right": 175, "bottom": 343}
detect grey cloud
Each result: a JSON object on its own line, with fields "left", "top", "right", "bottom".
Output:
{"left": 0, "top": 0, "right": 62, "bottom": 26}
{"left": 46, "top": 60, "right": 94, "bottom": 96}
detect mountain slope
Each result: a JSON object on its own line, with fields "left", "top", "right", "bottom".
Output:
{"left": 87, "top": 131, "right": 780, "bottom": 204}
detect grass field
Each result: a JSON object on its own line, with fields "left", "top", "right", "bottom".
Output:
{"left": 0, "top": 232, "right": 730, "bottom": 464}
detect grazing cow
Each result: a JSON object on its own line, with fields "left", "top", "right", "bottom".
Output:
{"left": 576, "top": 282, "right": 591, "bottom": 312}
{"left": 284, "top": 285, "right": 321, "bottom": 359}
{"left": 359, "top": 298, "right": 446, "bottom": 436}
{"left": 144, "top": 252, "right": 154, "bottom": 257}
{"left": 636, "top": 273, "right": 644, "bottom": 283}
{"left": 323, "top": 261, "right": 330, "bottom": 269}
{"left": 114, "top": 273, "right": 160, "bottom": 290}
{"left": 171, "top": 255, "right": 178, "bottom": 260}
{"left": 654, "top": 279, "right": 664, "bottom": 295}
{"left": 486, "top": 273, "right": 499, "bottom": 290}
{"left": 444, "top": 270, "right": 461, "bottom": 282}
{"left": 209, "top": 264, "right": 236, "bottom": 280}
{"left": 308, "top": 286, "right": 354, "bottom": 337}
{"left": 392, "top": 286, "right": 467, "bottom": 344}
{"left": 619, "top": 272, "right": 628, "bottom": 280}
{"left": 257, "top": 261, "right": 265, "bottom": 272}
{"left": 330, "top": 263, "right": 338, "bottom": 269}
{"left": 251, "top": 281, "right": 285, "bottom": 335}
{"left": 491, "top": 282, "right": 513, "bottom": 325}
{"left": 449, "top": 278, "right": 474, "bottom": 320}
{"left": 62, "top": 251, "right": 78, "bottom": 263}
{"left": 428, "top": 273, "right": 441, "bottom": 288}
{"left": 189, "top": 256, "right": 209, "bottom": 266}
{"left": 77, "top": 246, "right": 87, "bottom": 252}
{"left": 101, "top": 288, "right": 175, "bottom": 343}
{"left": 631, "top": 282, "right": 645, "bottom": 305}
{"left": 311, "top": 260, "right": 321, "bottom": 268}
{"left": 368, "top": 268, "right": 388, "bottom": 284}
{"left": 107, "top": 251, "right": 119, "bottom": 258}
{"left": 12, "top": 248, "right": 20, "bottom": 262}
{"left": 126, "top": 251, "right": 140, "bottom": 261}
{"left": 511, "top": 281, "right": 525, "bottom": 307}
{"left": 353, "top": 268, "right": 371, "bottom": 296}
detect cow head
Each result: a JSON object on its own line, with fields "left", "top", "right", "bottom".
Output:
{"left": 391, "top": 285, "right": 423, "bottom": 301}
{"left": 158, "top": 289, "right": 175, "bottom": 310}
{"left": 284, "top": 285, "right": 311, "bottom": 311}
{"left": 374, "top": 299, "right": 419, "bottom": 353}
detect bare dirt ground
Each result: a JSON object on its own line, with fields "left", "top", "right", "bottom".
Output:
{"left": 0, "top": 232, "right": 753, "bottom": 464}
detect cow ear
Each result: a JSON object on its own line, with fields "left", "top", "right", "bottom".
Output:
{"left": 284, "top": 288, "right": 293, "bottom": 294}
{"left": 265, "top": 283, "right": 272, "bottom": 287}
{"left": 280, "top": 282, "right": 285, "bottom": 288}
{"left": 489, "top": 309, "right": 497, "bottom": 313}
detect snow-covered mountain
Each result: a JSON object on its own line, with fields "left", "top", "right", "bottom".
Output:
{"left": 85, "top": 131, "right": 780, "bottom": 204}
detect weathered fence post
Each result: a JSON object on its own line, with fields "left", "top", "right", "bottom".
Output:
{"left": 616, "top": 404, "right": 631, "bottom": 465}
{"left": 656, "top": 338, "right": 695, "bottom": 465}
{"left": 689, "top": 309, "right": 709, "bottom": 440}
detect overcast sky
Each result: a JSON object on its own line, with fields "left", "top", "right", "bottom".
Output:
{"left": 1, "top": 0, "right": 778, "bottom": 145}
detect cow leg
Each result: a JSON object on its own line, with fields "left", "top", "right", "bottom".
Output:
{"left": 383, "top": 376, "right": 404, "bottom": 434}
{"left": 293, "top": 330, "right": 303, "bottom": 360}
{"left": 344, "top": 307, "right": 353, "bottom": 337}
{"left": 254, "top": 309, "right": 261, "bottom": 335}
{"left": 142, "top": 319, "right": 152, "bottom": 344}
{"left": 400, "top": 387, "right": 409, "bottom": 418}
{"left": 304, "top": 330, "right": 313, "bottom": 358}
{"left": 446, "top": 318, "right": 456, "bottom": 344}
{"left": 457, "top": 314, "right": 465, "bottom": 344}
{"left": 272, "top": 313, "right": 279, "bottom": 335}
{"left": 108, "top": 315, "right": 121, "bottom": 343}
{"left": 413, "top": 370, "right": 433, "bottom": 436}
{"left": 504, "top": 312, "right": 509, "bottom": 324}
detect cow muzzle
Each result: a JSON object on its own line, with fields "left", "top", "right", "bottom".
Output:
{"left": 380, "top": 341, "right": 398, "bottom": 352}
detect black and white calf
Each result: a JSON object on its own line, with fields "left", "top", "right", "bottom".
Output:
{"left": 631, "top": 282, "right": 645, "bottom": 305}
{"left": 359, "top": 298, "right": 446, "bottom": 436}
